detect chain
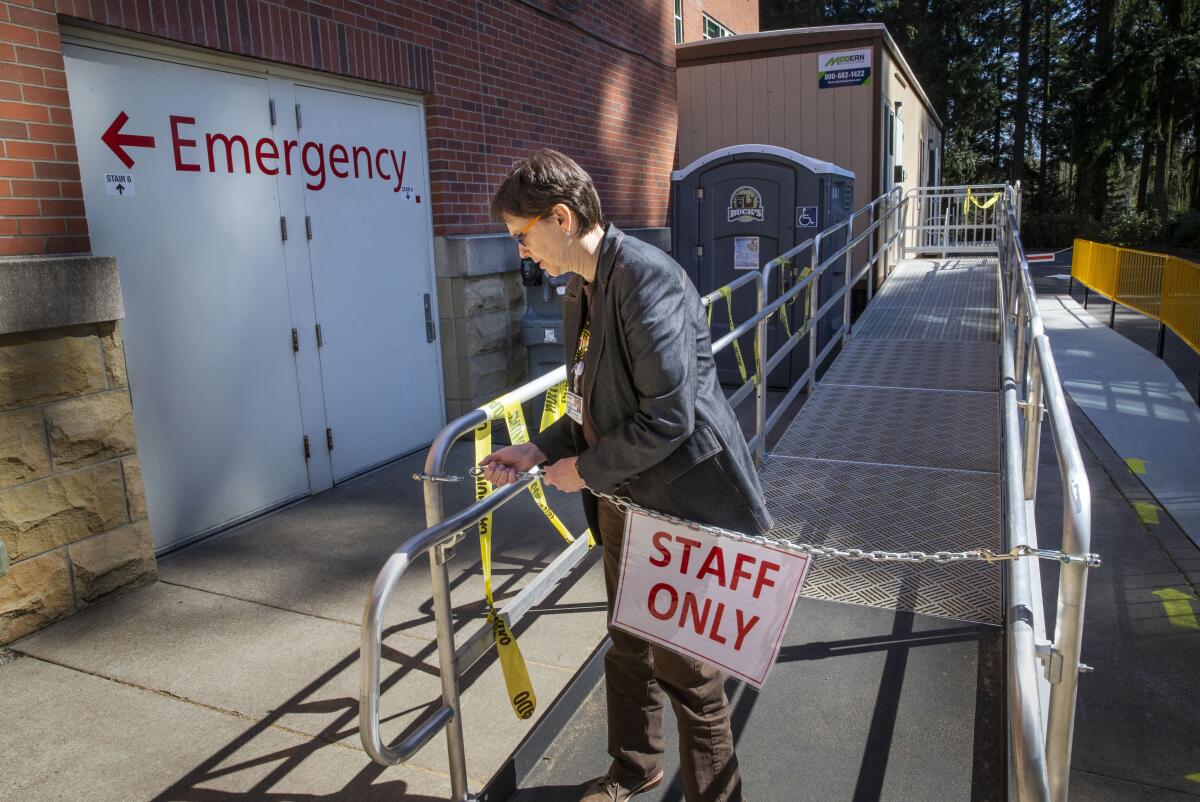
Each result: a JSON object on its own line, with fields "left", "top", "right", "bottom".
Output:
{"left": 415, "top": 468, "right": 1101, "bottom": 568}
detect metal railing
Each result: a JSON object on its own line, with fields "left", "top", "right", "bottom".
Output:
{"left": 996, "top": 189, "right": 1093, "bottom": 802}
{"left": 904, "top": 183, "right": 1009, "bottom": 257}
{"left": 1071, "top": 238, "right": 1200, "bottom": 365}
{"left": 360, "top": 187, "right": 910, "bottom": 799}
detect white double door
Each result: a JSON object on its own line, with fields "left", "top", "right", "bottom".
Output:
{"left": 64, "top": 43, "right": 444, "bottom": 550}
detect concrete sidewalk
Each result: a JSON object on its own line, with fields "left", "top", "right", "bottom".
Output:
{"left": 0, "top": 443, "right": 606, "bottom": 801}
{"left": 1037, "top": 293, "right": 1200, "bottom": 548}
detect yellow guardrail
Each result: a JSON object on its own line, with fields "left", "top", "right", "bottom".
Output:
{"left": 1071, "top": 238, "right": 1200, "bottom": 355}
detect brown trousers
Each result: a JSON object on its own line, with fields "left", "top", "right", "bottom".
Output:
{"left": 597, "top": 497, "right": 743, "bottom": 802}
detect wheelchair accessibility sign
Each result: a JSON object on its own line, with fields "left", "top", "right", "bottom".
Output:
{"left": 796, "top": 206, "right": 818, "bottom": 228}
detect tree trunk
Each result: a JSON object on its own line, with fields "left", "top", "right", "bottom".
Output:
{"left": 994, "top": 0, "right": 1006, "bottom": 169}
{"left": 1153, "top": 0, "right": 1183, "bottom": 222}
{"left": 1037, "top": 0, "right": 1051, "bottom": 211}
{"left": 1074, "top": 0, "right": 1117, "bottom": 218}
{"left": 1191, "top": 118, "right": 1200, "bottom": 210}
{"left": 1137, "top": 128, "right": 1152, "bottom": 212}
{"left": 1013, "top": 0, "right": 1033, "bottom": 182}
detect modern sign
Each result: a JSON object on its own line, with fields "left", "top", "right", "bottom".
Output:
{"left": 818, "top": 48, "right": 872, "bottom": 89}
{"left": 612, "top": 510, "right": 811, "bottom": 688}
{"left": 733, "top": 236, "right": 760, "bottom": 270}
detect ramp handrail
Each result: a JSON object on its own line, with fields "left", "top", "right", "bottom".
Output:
{"left": 997, "top": 187, "right": 1093, "bottom": 802}
{"left": 360, "top": 186, "right": 912, "bottom": 800}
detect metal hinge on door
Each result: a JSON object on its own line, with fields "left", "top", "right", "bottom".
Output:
{"left": 305, "top": 216, "right": 313, "bottom": 240}
{"left": 280, "top": 217, "right": 288, "bottom": 241}
{"left": 326, "top": 428, "right": 333, "bottom": 451}
{"left": 303, "top": 436, "right": 311, "bottom": 460}
{"left": 695, "top": 245, "right": 704, "bottom": 258}
{"left": 423, "top": 294, "right": 436, "bottom": 343}
{"left": 695, "top": 187, "right": 704, "bottom": 200}
{"left": 295, "top": 103, "right": 303, "bottom": 130}
{"left": 269, "top": 99, "right": 276, "bottom": 126}
{"left": 315, "top": 324, "right": 323, "bottom": 348}
{"left": 291, "top": 328, "right": 299, "bottom": 352}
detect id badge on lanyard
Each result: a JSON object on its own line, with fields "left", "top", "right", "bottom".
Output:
{"left": 566, "top": 362, "right": 584, "bottom": 424}
{"left": 568, "top": 322, "right": 589, "bottom": 425}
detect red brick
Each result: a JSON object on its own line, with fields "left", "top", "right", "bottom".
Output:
{"left": 5, "top": 139, "right": 53, "bottom": 159}
{"left": 42, "top": 67, "right": 64, "bottom": 87}
{"left": 8, "top": 6, "right": 57, "bottom": 31}
{"left": 0, "top": 218, "right": 17, "bottom": 235}
{"left": 0, "top": 62, "right": 42, "bottom": 84}
{"left": 0, "top": 158, "right": 34, "bottom": 177}
{"left": 36, "top": 29, "right": 60, "bottom": 51}
{"left": 17, "top": 215, "right": 64, "bottom": 235}
{"left": 0, "top": 81, "right": 21, "bottom": 100}
{"left": 0, "top": 235, "right": 44, "bottom": 255}
{"left": 47, "top": 106, "right": 69, "bottom": 125}
{"left": 0, "top": 22, "right": 41, "bottom": 46}
{"left": 52, "top": 142, "right": 74, "bottom": 160}
{"left": 20, "top": 83, "right": 66, "bottom": 106}
{"left": 0, "top": 197, "right": 38, "bottom": 215}
{"left": 59, "top": 179, "right": 80, "bottom": 198}
{"left": 26, "top": 122, "right": 73, "bottom": 141}
{"left": 45, "top": 235, "right": 89, "bottom": 253}
{"left": 33, "top": 160, "right": 77, "bottom": 180}
{"left": 64, "top": 216, "right": 87, "bottom": 235}
{"left": 14, "top": 46, "right": 62, "bottom": 69}
{"left": 39, "top": 198, "right": 82, "bottom": 215}
{"left": 0, "top": 100, "right": 48, "bottom": 121}
{"left": 10, "top": 178, "right": 59, "bottom": 196}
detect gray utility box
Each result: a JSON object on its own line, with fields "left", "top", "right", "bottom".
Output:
{"left": 520, "top": 258, "right": 572, "bottom": 381}
{"left": 670, "top": 145, "right": 854, "bottom": 389}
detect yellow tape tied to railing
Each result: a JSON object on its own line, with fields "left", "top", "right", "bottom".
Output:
{"left": 963, "top": 187, "right": 1000, "bottom": 214}
{"left": 473, "top": 382, "right": 594, "bottom": 719}
{"left": 707, "top": 285, "right": 761, "bottom": 385}
{"left": 778, "top": 264, "right": 813, "bottom": 339}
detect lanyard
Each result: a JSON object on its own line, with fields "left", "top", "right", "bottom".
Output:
{"left": 572, "top": 323, "right": 590, "bottom": 394}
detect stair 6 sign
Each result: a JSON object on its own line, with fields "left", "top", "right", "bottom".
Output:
{"left": 612, "top": 510, "right": 811, "bottom": 688}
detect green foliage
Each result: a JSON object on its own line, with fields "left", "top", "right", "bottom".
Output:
{"left": 1019, "top": 213, "right": 1100, "bottom": 248}
{"left": 1098, "top": 210, "right": 1163, "bottom": 247}
{"left": 1164, "top": 211, "right": 1200, "bottom": 249}
{"left": 760, "top": 0, "right": 1200, "bottom": 217}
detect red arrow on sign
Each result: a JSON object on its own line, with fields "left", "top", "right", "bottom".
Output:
{"left": 102, "top": 112, "right": 156, "bottom": 168}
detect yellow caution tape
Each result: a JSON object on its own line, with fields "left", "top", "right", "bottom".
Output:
{"left": 963, "top": 187, "right": 1000, "bottom": 213}
{"left": 474, "top": 418, "right": 536, "bottom": 719}
{"left": 707, "top": 285, "right": 760, "bottom": 385}
{"left": 779, "top": 265, "right": 813, "bottom": 339}
{"left": 471, "top": 385, "right": 596, "bottom": 719}
{"left": 1124, "top": 457, "right": 1147, "bottom": 476}
{"left": 540, "top": 379, "right": 568, "bottom": 431}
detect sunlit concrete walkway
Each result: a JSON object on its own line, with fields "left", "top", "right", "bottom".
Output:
{"left": 1038, "top": 293, "right": 1200, "bottom": 548}
{"left": 0, "top": 445, "right": 605, "bottom": 800}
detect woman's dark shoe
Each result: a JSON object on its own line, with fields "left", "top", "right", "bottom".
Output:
{"left": 579, "top": 769, "right": 665, "bottom": 801}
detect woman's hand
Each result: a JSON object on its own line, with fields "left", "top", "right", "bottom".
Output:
{"left": 543, "top": 457, "right": 586, "bottom": 493}
{"left": 480, "top": 443, "right": 547, "bottom": 486}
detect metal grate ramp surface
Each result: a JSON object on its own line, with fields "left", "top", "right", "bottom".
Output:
{"left": 764, "top": 258, "right": 1003, "bottom": 625}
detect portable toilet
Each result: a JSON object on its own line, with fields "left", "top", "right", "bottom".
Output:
{"left": 670, "top": 145, "right": 854, "bottom": 388}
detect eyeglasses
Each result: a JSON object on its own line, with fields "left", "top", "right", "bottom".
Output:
{"left": 510, "top": 214, "right": 544, "bottom": 246}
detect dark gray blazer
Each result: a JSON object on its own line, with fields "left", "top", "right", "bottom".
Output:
{"left": 531, "top": 225, "right": 772, "bottom": 540}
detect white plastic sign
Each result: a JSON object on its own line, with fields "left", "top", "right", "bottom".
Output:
{"left": 611, "top": 509, "right": 811, "bottom": 688}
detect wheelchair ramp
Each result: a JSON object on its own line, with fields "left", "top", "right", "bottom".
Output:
{"left": 501, "top": 258, "right": 1007, "bottom": 801}
{"left": 763, "top": 258, "right": 1002, "bottom": 625}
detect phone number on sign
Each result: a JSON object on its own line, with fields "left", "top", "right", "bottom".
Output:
{"left": 827, "top": 69, "right": 867, "bottom": 81}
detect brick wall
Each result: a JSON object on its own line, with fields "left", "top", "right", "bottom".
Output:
{"left": 0, "top": 0, "right": 679, "bottom": 254}
{"left": 681, "top": 0, "right": 758, "bottom": 42}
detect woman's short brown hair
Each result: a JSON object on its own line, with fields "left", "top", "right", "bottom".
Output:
{"left": 490, "top": 148, "right": 604, "bottom": 236}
